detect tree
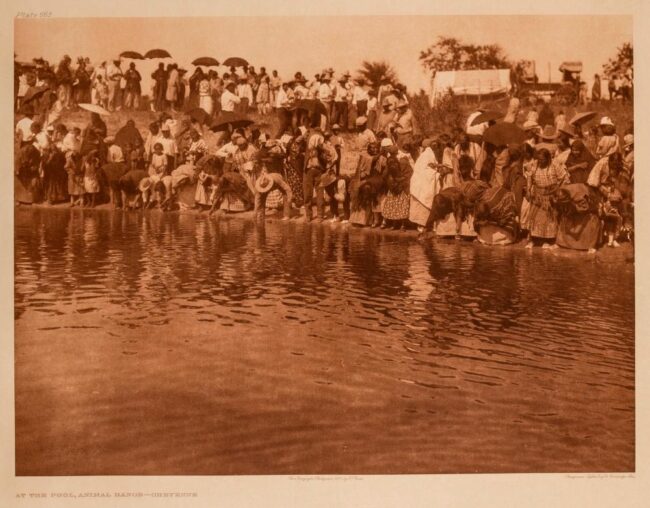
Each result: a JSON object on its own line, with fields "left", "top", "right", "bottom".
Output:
{"left": 602, "top": 42, "right": 633, "bottom": 78}
{"left": 419, "top": 36, "right": 512, "bottom": 76}
{"left": 356, "top": 60, "right": 398, "bottom": 89}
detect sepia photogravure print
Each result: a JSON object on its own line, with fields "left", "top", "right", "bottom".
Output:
{"left": 7, "top": 3, "right": 643, "bottom": 505}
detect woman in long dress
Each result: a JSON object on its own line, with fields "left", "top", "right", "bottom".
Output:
{"left": 283, "top": 137, "right": 305, "bottom": 207}
{"left": 408, "top": 140, "right": 439, "bottom": 232}
{"left": 381, "top": 145, "right": 412, "bottom": 229}
{"left": 525, "top": 147, "right": 569, "bottom": 248}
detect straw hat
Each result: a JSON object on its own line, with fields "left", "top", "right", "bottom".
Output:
{"left": 355, "top": 116, "right": 368, "bottom": 126}
{"left": 380, "top": 137, "right": 394, "bottom": 148}
{"left": 623, "top": 133, "right": 634, "bottom": 148}
{"left": 599, "top": 116, "right": 615, "bottom": 127}
{"left": 255, "top": 173, "right": 274, "bottom": 194}
{"left": 540, "top": 125, "right": 557, "bottom": 141}
{"left": 558, "top": 124, "right": 578, "bottom": 138}
{"left": 138, "top": 177, "right": 152, "bottom": 192}
{"left": 396, "top": 99, "right": 408, "bottom": 109}
{"left": 523, "top": 120, "right": 541, "bottom": 132}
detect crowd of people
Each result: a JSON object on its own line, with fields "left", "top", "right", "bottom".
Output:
{"left": 14, "top": 55, "right": 634, "bottom": 253}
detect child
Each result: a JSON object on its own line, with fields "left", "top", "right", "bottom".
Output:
{"left": 83, "top": 152, "right": 101, "bottom": 207}
{"left": 148, "top": 142, "right": 167, "bottom": 207}
{"left": 65, "top": 152, "right": 84, "bottom": 207}
{"left": 330, "top": 124, "right": 345, "bottom": 177}
{"left": 94, "top": 75, "right": 109, "bottom": 109}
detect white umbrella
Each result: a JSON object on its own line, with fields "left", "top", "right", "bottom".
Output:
{"left": 78, "top": 103, "right": 111, "bottom": 116}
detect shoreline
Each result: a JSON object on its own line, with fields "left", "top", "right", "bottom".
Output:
{"left": 17, "top": 202, "right": 634, "bottom": 263}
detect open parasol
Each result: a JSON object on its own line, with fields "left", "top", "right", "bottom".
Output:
{"left": 78, "top": 103, "right": 111, "bottom": 116}
{"left": 294, "top": 99, "right": 328, "bottom": 117}
{"left": 192, "top": 57, "right": 220, "bottom": 67}
{"left": 222, "top": 57, "right": 248, "bottom": 67}
{"left": 569, "top": 111, "right": 597, "bottom": 126}
{"left": 120, "top": 51, "right": 145, "bottom": 60}
{"left": 470, "top": 110, "right": 502, "bottom": 126}
{"left": 209, "top": 113, "right": 254, "bottom": 132}
{"left": 144, "top": 49, "right": 172, "bottom": 59}
{"left": 483, "top": 123, "right": 527, "bottom": 147}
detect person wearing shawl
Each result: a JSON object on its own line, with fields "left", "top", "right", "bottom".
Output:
{"left": 588, "top": 152, "right": 627, "bottom": 247}
{"left": 525, "top": 147, "right": 569, "bottom": 248}
{"left": 454, "top": 132, "right": 484, "bottom": 180}
{"left": 553, "top": 181, "right": 602, "bottom": 251}
{"left": 80, "top": 112, "right": 107, "bottom": 157}
{"left": 501, "top": 145, "right": 527, "bottom": 222}
{"left": 473, "top": 181, "right": 520, "bottom": 245}
{"left": 592, "top": 74, "right": 602, "bottom": 102}
{"left": 349, "top": 142, "right": 382, "bottom": 226}
{"left": 283, "top": 134, "right": 305, "bottom": 207}
{"left": 564, "top": 139, "right": 595, "bottom": 184}
{"left": 408, "top": 138, "right": 439, "bottom": 232}
{"left": 115, "top": 119, "right": 144, "bottom": 158}
{"left": 382, "top": 144, "right": 413, "bottom": 229}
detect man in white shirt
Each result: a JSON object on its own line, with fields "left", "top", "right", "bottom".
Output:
{"left": 333, "top": 76, "right": 349, "bottom": 132}
{"left": 275, "top": 82, "right": 291, "bottom": 138}
{"left": 15, "top": 106, "right": 35, "bottom": 146}
{"left": 236, "top": 77, "right": 253, "bottom": 114}
{"left": 318, "top": 77, "right": 333, "bottom": 126}
{"left": 106, "top": 60, "right": 123, "bottom": 112}
{"left": 220, "top": 81, "right": 241, "bottom": 113}
{"left": 352, "top": 79, "right": 370, "bottom": 117}
{"left": 159, "top": 125, "right": 178, "bottom": 171}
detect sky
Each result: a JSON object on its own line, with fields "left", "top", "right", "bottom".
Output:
{"left": 15, "top": 16, "right": 632, "bottom": 94}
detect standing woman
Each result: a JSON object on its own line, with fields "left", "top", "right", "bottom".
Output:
{"left": 283, "top": 135, "right": 305, "bottom": 208}
{"left": 198, "top": 72, "right": 213, "bottom": 116}
{"left": 382, "top": 144, "right": 412, "bottom": 230}
{"left": 80, "top": 112, "right": 107, "bottom": 159}
{"left": 525, "top": 147, "right": 569, "bottom": 248}
{"left": 166, "top": 64, "right": 180, "bottom": 112}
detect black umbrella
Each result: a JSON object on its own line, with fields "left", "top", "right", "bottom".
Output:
{"left": 22, "top": 85, "right": 50, "bottom": 104}
{"left": 222, "top": 57, "right": 248, "bottom": 67}
{"left": 186, "top": 107, "right": 210, "bottom": 125}
{"left": 192, "top": 57, "right": 220, "bottom": 67}
{"left": 120, "top": 51, "right": 145, "bottom": 60}
{"left": 209, "top": 114, "right": 254, "bottom": 132}
{"left": 144, "top": 49, "right": 172, "bottom": 59}
{"left": 483, "top": 123, "right": 527, "bottom": 147}
{"left": 294, "top": 99, "right": 328, "bottom": 117}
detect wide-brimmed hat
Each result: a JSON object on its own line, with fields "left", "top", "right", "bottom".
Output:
{"left": 421, "top": 138, "right": 434, "bottom": 148}
{"left": 523, "top": 120, "right": 541, "bottom": 132}
{"left": 540, "top": 125, "right": 557, "bottom": 140}
{"left": 355, "top": 116, "right": 368, "bottom": 126}
{"left": 331, "top": 123, "right": 341, "bottom": 131}
{"left": 138, "top": 177, "right": 152, "bottom": 192}
{"left": 382, "top": 98, "right": 392, "bottom": 107}
{"left": 599, "top": 116, "right": 615, "bottom": 127}
{"left": 255, "top": 173, "right": 274, "bottom": 194}
{"left": 380, "top": 137, "right": 394, "bottom": 148}
{"left": 558, "top": 124, "right": 578, "bottom": 138}
{"left": 104, "top": 135, "right": 115, "bottom": 144}
{"left": 623, "top": 133, "right": 634, "bottom": 148}
{"left": 396, "top": 99, "right": 408, "bottom": 109}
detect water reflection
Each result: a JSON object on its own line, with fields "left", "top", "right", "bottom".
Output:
{"left": 14, "top": 207, "right": 634, "bottom": 474}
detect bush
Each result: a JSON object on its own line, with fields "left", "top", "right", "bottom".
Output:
{"left": 410, "top": 89, "right": 465, "bottom": 138}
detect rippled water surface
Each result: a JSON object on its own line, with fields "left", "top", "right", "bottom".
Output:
{"left": 14, "top": 208, "right": 634, "bottom": 474}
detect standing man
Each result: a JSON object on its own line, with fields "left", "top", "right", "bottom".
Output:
{"left": 151, "top": 63, "right": 167, "bottom": 112}
{"left": 270, "top": 70, "right": 282, "bottom": 110}
{"left": 333, "top": 76, "right": 349, "bottom": 132}
{"left": 107, "top": 59, "right": 123, "bottom": 112}
{"left": 318, "top": 76, "right": 333, "bottom": 128}
{"left": 274, "top": 82, "right": 292, "bottom": 138}
{"left": 394, "top": 100, "right": 414, "bottom": 148}
{"left": 124, "top": 62, "right": 142, "bottom": 111}
{"left": 221, "top": 80, "right": 241, "bottom": 114}
{"left": 592, "top": 74, "right": 601, "bottom": 102}
{"left": 356, "top": 116, "right": 377, "bottom": 152}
